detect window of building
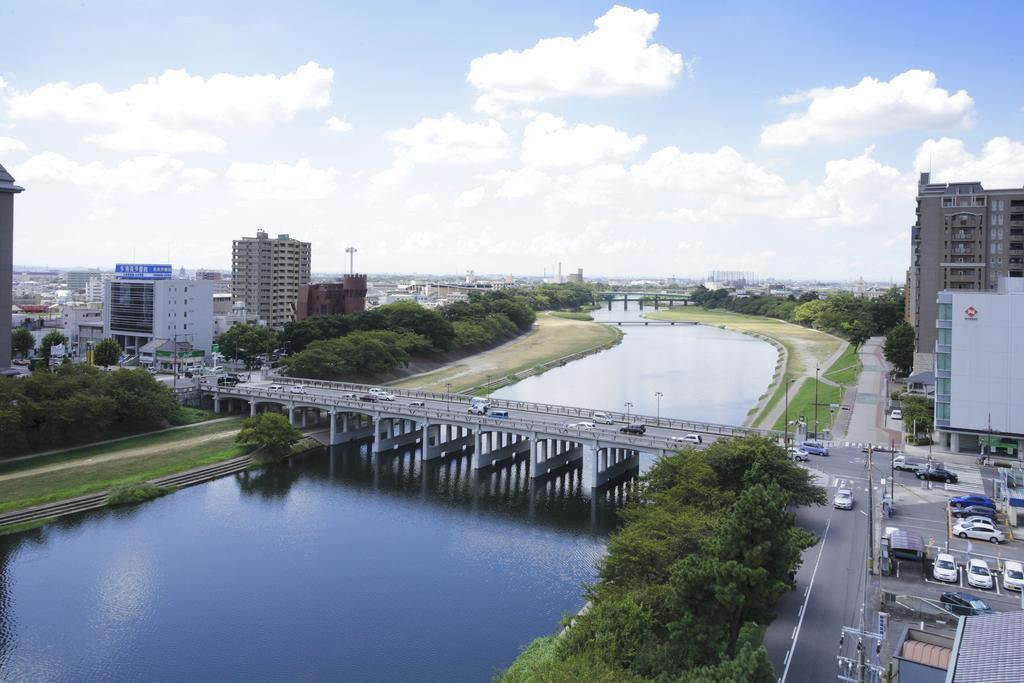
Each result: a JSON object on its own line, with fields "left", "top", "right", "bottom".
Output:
{"left": 936, "top": 402, "right": 950, "bottom": 420}
{"left": 938, "top": 303, "right": 953, "bottom": 320}
{"left": 936, "top": 378, "right": 951, "bottom": 395}
{"left": 936, "top": 353, "right": 951, "bottom": 371}
{"left": 937, "top": 327, "right": 952, "bottom": 345}
{"left": 943, "top": 197, "right": 953, "bottom": 207}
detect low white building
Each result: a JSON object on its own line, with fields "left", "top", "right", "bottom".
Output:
{"left": 935, "top": 278, "right": 1024, "bottom": 456}
{"left": 213, "top": 300, "right": 263, "bottom": 336}
{"left": 62, "top": 305, "right": 105, "bottom": 360}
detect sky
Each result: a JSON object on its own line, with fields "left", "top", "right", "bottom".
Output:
{"left": 2, "top": 0, "right": 1023, "bottom": 279}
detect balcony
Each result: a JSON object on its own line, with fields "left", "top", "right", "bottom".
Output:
{"left": 951, "top": 231, "right": 974, "bottom": 240}
{"left": 950, "top": 246, "right": 974, "bottom": 255}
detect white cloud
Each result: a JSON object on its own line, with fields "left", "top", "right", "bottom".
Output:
{"left": 6, "top": 61, "right": 333, "bottom": 153}
{"left": 468, "top": 5, "right": 683, "bottom": 114}
{"left": 789, "top": 147, "right": 911, "bottom": 224}
{"left": 0, "top": 136, "right": 27, "bottom": 153}
{"left": 915, "top": 137, "right": 1024, "bottom": 188}
{"left": 87, "top": 207, "right": 116, "bottom": 222}
{"left": 370, "top": 113, "right": 509, "bottom": 188}
{"left": 181, "top": 167, "right": 216, "bottom": 183}
{"left": 405, "top": 193, "right": 438, "bottom": 210}
{"left": 629, "top": 146, "right": 789, "bottom": 198}
{"left": 521, "top": 113, "right": 646, "bottom": 168}
{"left": 14, "top": 151, "right": 184, "bottom": 193}
{"left": 225, "top": 158, "right": 336, "bottom": 200}
{"left": 454, "top": 187, "right": 485, "bottom": 208}
{"left": 761, "top": 69, "right": 974, "bottom": 147}
{"left": 326, "top": 115, "right": 352, "bottom": 133}
{"left": 488, "top": 167, "right": 552, "bottom": 199}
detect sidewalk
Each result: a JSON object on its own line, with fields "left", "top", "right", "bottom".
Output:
{"left": 842, "top": 336, "right": 902, "bottom": 446}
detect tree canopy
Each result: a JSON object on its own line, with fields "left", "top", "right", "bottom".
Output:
{"left": 236, "top": 412, "right": 302, "bottom": 456}
{"left": 93, "top": 338, "right": 122, "bottom": 367}
{"left": 884, "top": 322, "right": 915, "bottom": 377}
{"left": 11, "top": 327, "right": 34, "bottom": 357}
{"left": 39, "top": 330, "right": 68, "bottom": 365}
{"left": 216, "top": 323, "right": 279, "bottom": 368}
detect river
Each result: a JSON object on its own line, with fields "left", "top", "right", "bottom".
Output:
{"left": 0, "top": 300, "right": 777, "bottom": 682}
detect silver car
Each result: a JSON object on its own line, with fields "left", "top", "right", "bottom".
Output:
{"left": 834, "top": 489, "right": 854, "bottom": 510}
{"left": 953, "top": 520, "right": 1005, "bottom": 544}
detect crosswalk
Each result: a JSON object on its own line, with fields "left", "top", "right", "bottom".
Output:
{"left": 841, "top": 441, "right": 893, "bottom": 450}
{"left": 943, "top": 466, "right": 986, "bottom": 495}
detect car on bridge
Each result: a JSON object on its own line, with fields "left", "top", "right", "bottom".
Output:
{"left": 409, "top": 400, "right": 426, "bottom": 407}
{"left": 289, "top": 385, "right": 307, "bottom": 394}
{"left": 619, "top": 424, "right": 646, "bottom": 435}
{"left": 671, "top": 434, "right": 703, "bottom": 445}
{"left": 268, "top": 384, "right": 283, "bottom": 391}
{"left": 377, "top": 392, "right": 395, "bottom": 401}
{"left": 341, "top": 392, "right": 358, "bottom": 399}
{"left": 567, "top": 422, "right": 595, "bottom": 430}
{"left": 949, "top": 495, "right": 996, "bottom": 510}
{"left": 359, "top": 394, "right": 378, "bottom": 402}
{"left": 592, "top": 412, "right": 614, "bottom": 425}
{"left": 800, "top": 441, "right": 829, "bottom": 456}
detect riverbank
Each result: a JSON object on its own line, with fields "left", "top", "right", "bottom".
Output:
{"left": 644, "top": 307, "right": 846, "bottom": 429}
{"left": 390, "top": 312, "right": 623, "bottom": 393}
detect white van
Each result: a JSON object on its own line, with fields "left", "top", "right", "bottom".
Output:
{"left": 592, "top": 412, "right": 614, "bottom": 425}
{"left": 468, "top": 397, "right": 490, "bottom": 414}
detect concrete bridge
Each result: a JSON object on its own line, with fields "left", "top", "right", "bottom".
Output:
{"left": 597, "top": 291, "right": 691, "bottom": 311}
{"left": 204, "top": 378, "right": 776, "bottom": 492}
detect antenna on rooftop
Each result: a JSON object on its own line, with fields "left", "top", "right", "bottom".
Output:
{"left": 345, "top": 246, "right": 357, "bottom": 275}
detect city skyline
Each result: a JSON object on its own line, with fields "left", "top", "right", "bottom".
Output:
{"left": 3, "top": 1, "right": 1024, "bottom": 278}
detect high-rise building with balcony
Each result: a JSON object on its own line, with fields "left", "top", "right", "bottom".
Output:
{"left": 906, "top": 172, "right": 1024, "bottom": 371}
{"left": 231, "top": 230, "right": 311, "bottom": 329}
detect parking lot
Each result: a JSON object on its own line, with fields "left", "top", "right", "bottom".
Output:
{"left": 882, "top": 463, "right": 1024, "bottom": 613}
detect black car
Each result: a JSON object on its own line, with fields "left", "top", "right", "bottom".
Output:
{"left": 359, "top": 394, "right": 378, "bottom": 402}
{"left": 619, "top": 424, "right": 646, "bottom": 435}
{"left": 915, "top": 467, "right": 958, "bottom": 483}
{"left": 217, "top": 376, "right": 239, "bottom": 386}
{"left": 951, "top": 505, "right": 997, "bottom": 520}
{"left": 940, "top": 591, "right": 993, "bottom": 616}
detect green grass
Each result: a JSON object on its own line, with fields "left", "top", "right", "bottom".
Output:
{"left": 771, "top": 378, "right": 843, "bottom": 432}
{"left": 0, "top": 419, "right": 242, "bottom": 477}
{"left": 823, "top": 344, "right": 862, "bottom": 386}
{"left": 549, "top": 311, "right": 594, "bottom": 321}
{"left": 0, "top": 438, "right": 251, "bottom": 513}
{"left": 169, "top": 406, "right": 219, "bottom": 425}
{"left": 0, "top": 517, "right": 55, "bottom": 537}
{"left": 106, "top": 481, "right": 173, "bottom": 506}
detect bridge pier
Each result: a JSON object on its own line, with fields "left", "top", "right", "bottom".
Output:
{"left": 250, "top": 401, "right": 257, "bottom": 417}
{"left": 581, "top": 443, "right": 641, "bottom": 491}
{"left": 472, "top": 430, "right": 530, "bottom": 470}
{"left": 531, "top": 436, "right": 583, "bottom": 478}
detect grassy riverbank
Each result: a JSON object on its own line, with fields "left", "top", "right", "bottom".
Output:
{"left": 390, "top": 312, "right": 622, "bottom": 393}
{"left": 645, "top": 307, "right": 844, "bottom": 428}
{"left": 0, "top": 420, "right": 249, "bottom": 513}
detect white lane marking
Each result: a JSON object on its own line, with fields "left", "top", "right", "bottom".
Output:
{"left": 781, "top": 516, "right": 831, "bottom": 683}
{"left": 792, "top": 626, "right": 797, "bottom": 639}
{"left": 861, "top": 510, "right": 868, "bottom": 516}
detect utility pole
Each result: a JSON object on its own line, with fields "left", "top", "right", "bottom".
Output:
{"left": 654, "top": 391, "right": 663, "bottom": 425}
{"left": 784, "top": 378, "right": 796, "bottom": 449}
{"left": 867, "top": 445, "right": 874, "bottom": 573}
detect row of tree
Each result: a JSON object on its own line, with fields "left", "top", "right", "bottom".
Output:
{"left": 11, "top": 328, "right": 123, "bottom": 367}
{"left": 215, "top": 284, "right": 597, "bottom": 381}
{"left": 0, "top": 364, "right": 179, "bottom": 455}
{"left": 504, "top": 436, "right": 826, "bottom": 681}
{"left": 690, "top": 286, "right": 905, "bottom": 344}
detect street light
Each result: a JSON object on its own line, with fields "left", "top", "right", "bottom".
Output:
{"left": 783, "top": 378, "right": 797, "bottom": 449}
{"left": 624, "top": 401, "right": 633, "bottom": 424}
{"left": 654, "top": 391, "right": 663, "bottom": 425}
{"left": 446, "top": 382, "right": 452, "bottom": 404}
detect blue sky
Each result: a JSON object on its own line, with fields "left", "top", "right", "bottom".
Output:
{"left": 2, "top": 1, "right": 1023, "bottom": 278}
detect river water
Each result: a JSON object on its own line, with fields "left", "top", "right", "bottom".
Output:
{"left": 0, "top": 301, "right": 776, "bottom": 682}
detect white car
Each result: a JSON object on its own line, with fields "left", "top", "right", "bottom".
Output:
{"left": 834, "top": 489, "right": 854, "bottom": 510}
{"left": 672, "top": 434, "right": 703, "bottom": 445}
{"left": 289, "top": 385, "right": 307, "bottom": 394}
{"left": 890, "top": 409, "right": 903, "bottom": 420}
{"left": 966, "top": 558, "right": 994, "bottom": 589}
{"left": 368, "top": 387, "right": 385, "bottom": 395}
{"left": 268, "top": 384, "right": 283, "bottom": 391}
{"left": 952, "top": 520, "right": 1005, "bottom": 544}
{"left": 787, "top": 447, "right": 810, "bottom": 462}
{"left": 961, "top": 515, "right": 997, "bottom": 528}
{"left": 932, "top": 553, "right": 958, "bottom": 583}
{"left": 341, "top": 392, "right": 358, "bottom": 399}
{"left": 1003, "top": 560, "right": 1024, "bottom": 592}
{"left": 409, "top": 400, "right": 426, "bottom": 407}
{"left": 592, "top": 412, "right": 615, "bottom": 425}
{"left": 568, "top": 422, "right": 595, "bottom": 430}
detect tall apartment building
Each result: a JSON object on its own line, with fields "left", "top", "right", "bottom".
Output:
{"left": 0, "top": 163, "right": 24, "bottom": 375}
{"left": 231, "top": 230, "right": 311, "bottom": 329}
{"left": 906, "top": 172, "right": 1024, "bottom": 371}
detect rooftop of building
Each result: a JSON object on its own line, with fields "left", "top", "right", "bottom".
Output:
{"left": 948, "top": 611, "right": 1024, "bottom": 682}
{"left": 0, "top": 161, "right": 25, "bottom": 193}
{"left": 918, "top": 171, "right": 1024, "bottom": 196}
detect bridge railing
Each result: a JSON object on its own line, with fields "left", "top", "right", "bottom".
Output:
{"left": 212, "top": 376, "right": 779, "bottom": 440}
{"left": 207, "top": 384, "right": 684, "bottom": 451}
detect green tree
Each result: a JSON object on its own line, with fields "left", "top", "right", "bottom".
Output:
{"left": 92, "top": 337, "right": 122, "bottom": 367}
{"left": 883, "top": 322, "right": 915, "bottom": 376}
{"left": 900, "top": 394, "right": 932, "bottom": 437}
{"left": 236, "top": 412, "right": 302, "bottom": 455}
{"left": 39, "top": 330, "right": 69, "bottom": 365}
{"left": 11, "top": 327, "right": 34, "bottom": 358}
{"left": 215, "top": 323, "right": 278, "bottom": 368}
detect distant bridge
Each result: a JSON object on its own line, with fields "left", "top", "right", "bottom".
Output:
{"left": 597, "top": 291, "right": 691, "bottom": 311}
{"left": 602, "top": 320, "right": 699, "bottom": 326}
{"left": 205, "top": 378, "right": 776, "bottom": 491}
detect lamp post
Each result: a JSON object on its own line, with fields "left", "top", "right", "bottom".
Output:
{"left": 654, "top": 391, "right": 663, "bottom": 425}
{"left": 624, "top": 401, "right": 633, "bottom": 424}
{"left": 446, "top": 382, "right": 452, "bottom": 404}
{"left": 784, "top": 378, "right": 797, "bottom": 449}
{"left": 814, "top": 365, "right": 820, "bottom": 441}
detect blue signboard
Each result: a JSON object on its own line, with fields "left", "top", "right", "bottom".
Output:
{"left": 115, "top": 264, "right": 173, "bottom": 280}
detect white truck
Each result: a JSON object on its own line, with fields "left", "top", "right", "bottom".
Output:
{"left": 892, "top": 455, "right": 928, "bottom": 472}
{"left": 468, "top": 397, "right": 490, "bottom": 415}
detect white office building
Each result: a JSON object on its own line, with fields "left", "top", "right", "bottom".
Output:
{"left": 103, "top": 268, "right": 214, "bottom": 360}
{"left": 935, "top": 278, "right": 1024, "bottom": 456}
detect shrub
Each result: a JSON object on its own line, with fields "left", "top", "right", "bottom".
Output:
{"left": 106, "top": 482, "right": 172, "bottom": 506}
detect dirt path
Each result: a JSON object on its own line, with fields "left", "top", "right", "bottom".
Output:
{"left": 0, "top": 428, "right": 241, "bottom": 484}
{"left": 391, "top": 313, "right": 621, "bottom": 393}
{"left": 756, "top": 338, "right": 850, "bottom": 431}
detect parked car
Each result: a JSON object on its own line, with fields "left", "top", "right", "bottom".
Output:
{"left": 568, "top": 422, "right": 595, "bottom": 430}
{"left": 592, "top": 412, "right": 614, "bottom": 425}
{"left": 620, "top": 424, "right": 646, "bottom": 435}
{"left": 966, "top": 558, "right": 994, "bottom": 590}
{"left": 932, "top": 553, "right": 958, "bottom": 583}
{"left": 961, "top": 515, "right": 998, "bottom": 528}
{"left": 893, "top": 455, "right": 927, "bottom": 472}
{"left": 800, "top": 441, "right": 829, "bottom": 456}
{"left": 289, "top": 385, "right": 307, "bottom": 394}
{"left": 949, "top": 495, "right": 996, "bottom": 510}
{"left": 834, "top": 489, "right": 854, "bottom": 510}
{"left": 940, "top": 591, "right": 993, "bottom": 616}
{"left": 268, "top": 384, "right": 283, "bottom": 391}
{"left": 890, "top": 409, "right": 903, "bottom": 420}
{"left": 787, "top": 447, "right": 810, "bottom": 462}
{"left": 951, "top": 505, "right": 997, "bottom": 520}
{"left": 1003, "top": 560, "right": 1024, "bottom": 592}
{"left": 409, "top": 400, "right": 426, "bottom": 407}
{"left": 952, "top": 520, "right": 1005, "bottom": 544}
{"left": 359, "top": 394, "right": 378, "bottom": 402}
{"left": 915, "top": 467, "right": 958, "bottom": 483}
